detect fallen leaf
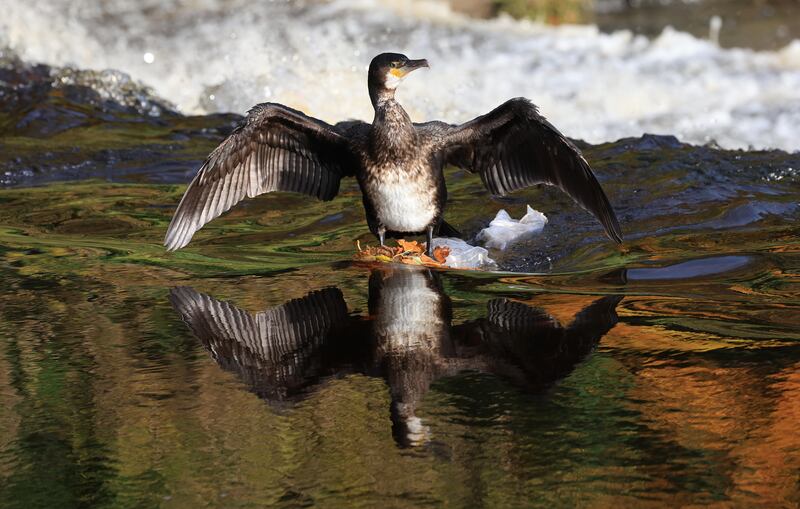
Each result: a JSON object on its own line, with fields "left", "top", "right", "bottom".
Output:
{"left": 397, "top": 239, "right": 424, "bottom": 254}
{"left": 354, "top": 239, "right": 450, "bottom": 268}
{"left": 432, "top": 246, "right": 450, "bottom": 264}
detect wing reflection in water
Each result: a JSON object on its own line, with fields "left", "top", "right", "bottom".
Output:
{"left": 168, "top": 287, "right": 352, "bottom": 403}
{"left": 170, "top": 267, "right": 622, "bottom": 447}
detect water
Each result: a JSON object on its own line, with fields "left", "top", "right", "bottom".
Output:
{"left": 2, "top": 1, "right": 800, "bottom": 507}
{"left": 1, "top": 227, "right": 798, "bottom": 506}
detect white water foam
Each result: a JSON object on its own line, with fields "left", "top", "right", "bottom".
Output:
{"left": 1, "top": 0, "right": 799, "bottom": 151}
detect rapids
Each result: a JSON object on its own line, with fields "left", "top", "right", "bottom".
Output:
{"left": 1, "top": 0, "right": 799, "bottom": 150}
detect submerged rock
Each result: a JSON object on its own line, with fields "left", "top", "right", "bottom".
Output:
{"left": 0, "top": 50, "right": 176, "bottom": 130}
{"left": 0, "top": 50, "right": 242, "bottom": 186}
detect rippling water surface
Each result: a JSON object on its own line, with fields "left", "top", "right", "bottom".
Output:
{"left": 1, "top": 2, "right": 800, "bottom": 507}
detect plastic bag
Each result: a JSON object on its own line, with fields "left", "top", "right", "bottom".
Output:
{"left": 476, "top": 205, "right": 548, "bottom": 250}
{"left": 430, "top": 237, "right": 497, "bottom": 270}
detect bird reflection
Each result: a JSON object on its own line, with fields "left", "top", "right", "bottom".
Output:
{"left": 170, "top": 267, "right": 622, "bottom": 447}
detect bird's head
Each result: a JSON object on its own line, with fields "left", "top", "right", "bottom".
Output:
{"left": 368, "top": 52, "right": 429, "bottom": 106}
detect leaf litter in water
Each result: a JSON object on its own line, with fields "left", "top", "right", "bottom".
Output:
{"left": 354, "top": 239, "right": 451, "bottom": 268}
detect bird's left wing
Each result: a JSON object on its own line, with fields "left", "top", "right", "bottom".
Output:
{"left": 164, "top": 103, "right": 361, "bottom": 251}
{"left": 425, "top": 98, "right": 622, "bottom": 243}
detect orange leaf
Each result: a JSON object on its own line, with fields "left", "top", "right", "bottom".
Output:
{"left": 397, "top": 239, "right": 424, "bottom": 254}
{"left": 355, "top": 239, "right": 454, "bottom": 268}
{"left": 432, "top": 246, "right": 450, "bottom": 264}
{"left": 418, "top": 254, "right": 440, "bottom": 265}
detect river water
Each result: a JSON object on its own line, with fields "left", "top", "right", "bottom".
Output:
{"left": 1, "top": 1, "right": 799, "bottom": 507}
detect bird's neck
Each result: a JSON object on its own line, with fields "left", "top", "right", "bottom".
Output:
{"left": 369, "top": 82, "right": 396, "bottom": 109}
{"left": 370, "top": 98, "right": 416, "bottom": 159}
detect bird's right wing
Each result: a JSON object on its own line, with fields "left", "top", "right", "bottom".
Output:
{"left": 164, "top": 103, "right": 361, "bottom": 250}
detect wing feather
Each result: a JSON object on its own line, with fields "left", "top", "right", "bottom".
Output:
{"left": 432, "top": 98, "right": 623, "bottom": 243}
{"left": 164, "top": 103, "right": 359, "bottom": 251}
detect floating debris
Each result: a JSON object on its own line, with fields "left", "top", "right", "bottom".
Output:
{"left": 477, "top": 205, "right": 548, "bottom": 250}
{"left": 430, "top": 237, "right": 497, "bottom": 270}
{"left": 354, "top": 239, "right": 450, "bottom": 268}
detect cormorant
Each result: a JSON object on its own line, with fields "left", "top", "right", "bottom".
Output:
{"left": 164, "top": 52, "right": 622, "bottom": 254}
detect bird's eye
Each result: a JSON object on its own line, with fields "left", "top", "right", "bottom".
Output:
{"left": 390, "top": 61, "right": 400, "bottom": 68}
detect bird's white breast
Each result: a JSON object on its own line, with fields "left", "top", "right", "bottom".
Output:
{"left": 370, "top": 167, "right": 436, "bottom": 232}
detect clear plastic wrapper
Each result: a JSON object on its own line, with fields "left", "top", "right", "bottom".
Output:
{"left": 430, "top": 237, "right": 497, "bottom": 270}
{"left": 476, "top": 206, "right": 548, "bottom": 250}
